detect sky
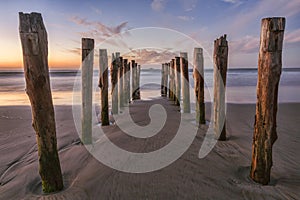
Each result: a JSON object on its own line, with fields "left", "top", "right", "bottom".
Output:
{"left": 0, "top": 0, "right": 299, "bottom": 69}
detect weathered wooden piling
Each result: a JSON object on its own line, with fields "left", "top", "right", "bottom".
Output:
{"left": 126, "top": 61, "right": 131, "bottom": 103}
{"left": 180, "top": 52, "right": 191, "bottom": 113}
{"left": 213, "top": 34, "right": 228, "bottom": 141}
{"left": 19, "top": 12, "right": 63, "bottom": 193}
{"left": 119, "top": 56, "right": 124, "bottom": 108}
{"left": 250, "top": 17, "right": 285, "bottom": 185}
{"left": 123, "top": 59, "right": 129, "bottom": 105}
{"left": 161, "top": 63, "right": 169, "bottom": 97}
{"left": 164, "top": 63, "right": 169, "bottom": 97}
{"left": 168, "top": 62, "right": 172, "bottom": 99}
{"left": 131, "top": 60, "right": 137, "bottom": 100}
{"left": 111, "top": 53, "right": 119, "bottom": 114}
{"left": 137, "top": 64, "right": 141, "bottom": 99}
{"left": 99, "top": 49, "right": 109, "bottom": 126}
{"left": 169, "top": 59, "right": 175, "bottom": 101}
{"left": 161, "top": 63, "right": 165, "bottom": 96}
{"left": 194, "top": 48, "right": 205, "bottom": 124}
{"left": 175, "top": 56, "right": 181, "bottom": 106}
{"left": 81, "top": 38, "right": 94, "bottom": 144}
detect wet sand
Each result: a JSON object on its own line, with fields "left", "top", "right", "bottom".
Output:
{"left": 0, "top": 98, "right": 299, "bottom": 199}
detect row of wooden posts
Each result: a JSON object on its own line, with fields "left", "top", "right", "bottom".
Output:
{"left": 159, "top": 18, "right": 285, "bottom": 186}
{"left": 19, "top": 11, "right": 285, "bottom": 193}
{"left": 160, "top": 35, "right": 228, "bottom": 140}
{"left": 82, "top": 38, "right": 142, "bottom": 143}
{"left": 161, "top": 53, "right": 191, "bottom": 112}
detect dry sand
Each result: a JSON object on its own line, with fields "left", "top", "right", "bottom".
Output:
{"left": 0, "top": 98, "right": 299, "bottom": 199}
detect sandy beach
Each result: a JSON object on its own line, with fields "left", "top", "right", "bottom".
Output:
{"left": 0, "top": 98, "right": 299, "bottom": 199}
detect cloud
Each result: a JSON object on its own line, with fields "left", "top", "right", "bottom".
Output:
{"left": 230, "top": 35, "right": 260, "bottom": 54}
{"left": 68, "top": 16, "right": 130, "bottom": 54}
{"left": 177, "top": 15, "right": 194, "bottom": 21}
{"left": 229, "top": 28, "right": 300, "bottom": 55}
{"left": 179, "top": 0, "right": 197, "bottom": 11}
{"left": 91, "top": 7, "right": 102, "bottom": 15}
{"left": 123, "top": 49, "right": 177, "bottom": 64}
{"left": 285, "top": 28, "right": 300, "bottom": 44}
{"left": 228, "top": 0, "right": 300, "bottom": 35}
{"left": 151, "top": 0, "right": 167, "bottom": 12}
{"left": 221, "top": 0, "right": 239, "bottom": 3}
{"left": 65, "top": 47, "right": 81, "bottom": 55}
{"left": 220, "top": 0, "right": 244, "bottom": 8}
{"left": 70, "top": 16, "right": 129, "bottom": 37}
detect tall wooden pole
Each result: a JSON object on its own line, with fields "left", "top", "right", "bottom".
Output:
{"left": 127, "top": 61, "right": 131, "bottom": 103}
{"left": 164, "top": 63, "right": 169, "bottom": 97}
{"left": 123, "top": 59, "right": 129, "bottom": 105}
{"left": 137, "top": 64, "right": 141, "bottom": 99}
{"left": 175, "top": 56, "right": 181, "bottom": 106}
{"left": 161, "top": 63, "right": 168, "bottom": 97}
{"left": 99, "top": 49, "right": 109, "bottom": 126}
{"left": 119, "top": 56, "right": 124, "bottom": 108}
{"left": 180, "top": 52, "right": 190, "bottom": 113}
{"left": 213, "top": 34, "right": 228, "bottom": 141}
{"left": 161, "top": 63, "right": 165, "bottom": 97}
{"left": 111, "top": 53, "right": 119, "bottom": 114}
{"left": 81, "top": 38, "right": 94, "bottom": 144}
{"left": 168, "top": 62, "right": 171, "bottom": 99}
{"left": 131, "top": 60, "right": 137, "bottom": 100}
{"left": 194, "top": 48, "right": 205, "bottom": 124}
{"left": 250, "top": 17, "right": 285, "bottom": 185}
{"left": 169, "top": 59, "right": 175, "bottom": 101}
{"left": 19, "top": 12, "right": 63, "bottom": 193}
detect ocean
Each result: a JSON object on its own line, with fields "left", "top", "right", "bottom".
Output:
{"left": 0, "top": 68, "right": 300, "bottom": 106}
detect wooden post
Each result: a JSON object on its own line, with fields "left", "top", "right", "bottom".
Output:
{"left": 119, "top": 56, "right": 124, "bottom": 108}
{"left": 213, "top": 34, "right": 228, "bottom": 141}
{"left": 137, "top": 64, "right": 141, "bottom": 99}
{"left": 180, "top": 52, "right": 191, "bottom": 113}
{"left": 164, "top": 63, "right": 169, "bottom": 97}
{"left": 175, "top": 56, "right": 181, "bottom": 106}
{"left": 131, "top": 60, "right": 137, "bottom": 100}
{"left": 81, "top": 38, "right": 94, "bottom": 144}
{"left": 250, "top": 17, "right": 285, "bottom": 185}
{"left": 111, "top": 53, "right": 119, "bottom": 114}
{"left": 168, "top": 62, "right": 172, "bottom": 99}
{"left": 123, "top": 59, "right": 129, "bottom": 105}
{"left": 169, "top": 59, "right": 174, "bottom": 101}
{"left": 19, "top": 12, "right": 63, "bottom": 193}
{"left": 169, "top": 59, "right": 175, "bottom": 101}
{"left": 99, "top": 49, "right": 109, "bottom": 126}
{"left": 127, "top": 61, "right": 131, "bottom": 103}
{"left": 161, "top": 63, "right": 165, "bottom": 97}
{"left": 194, "top": 48, "right": 205, "bottom": 124}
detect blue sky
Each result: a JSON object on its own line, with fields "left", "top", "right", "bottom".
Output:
{"left": 0, "top": 0, "right": 299, "bottom": 68}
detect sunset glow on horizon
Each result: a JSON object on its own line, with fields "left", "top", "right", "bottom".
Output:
{"left": 0, "top": 0, "right": 299, "bottom": 69}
